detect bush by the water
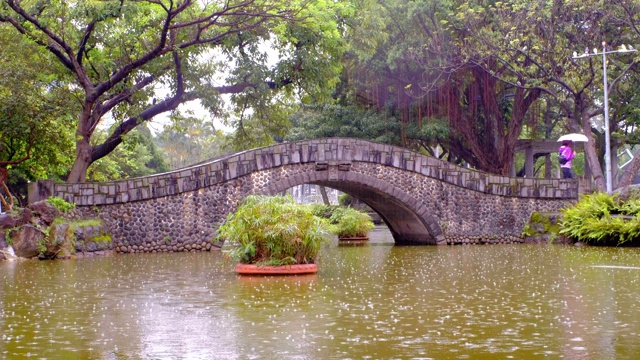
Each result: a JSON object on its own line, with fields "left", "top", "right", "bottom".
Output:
{"left": 560, "top": 192, "right": 640, "bottom": 246}
{"left": 329, "top": 207, "right": 375, "bottom": 238}
{"left": 307, "top": 203, "right": 339, "bottom": 219}
{"left": 216, "top": 195, "right": 332, "bottom": 266}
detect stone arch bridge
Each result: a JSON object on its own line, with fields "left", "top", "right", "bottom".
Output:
{"left": 29, "top": 138, "right": 578, "bottom": 253}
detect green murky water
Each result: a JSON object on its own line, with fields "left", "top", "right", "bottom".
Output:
{"left": 1, "top": 226, "right": 640, "bottom": 359}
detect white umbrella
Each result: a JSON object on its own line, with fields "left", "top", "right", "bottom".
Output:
{"left": 557, "top": 133, "right": 588, "bottom": 142}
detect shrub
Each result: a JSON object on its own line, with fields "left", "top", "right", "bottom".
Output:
{"left": 338, "top": 193, "right": 353, "bottom": 207}
{"left": 46, "top": 196, "right": 75, "bottom": 213}
{"left": 216, "top": 195, "right": 332, "bottom": 266}
{"left": 560, "top": 192, "right": 640, "bottom": 245}
{"left": 307, "top": 203, "right": 337, "bottom": 219}
{"left": 330, "top": 207, "right": 375, "bottom": 238}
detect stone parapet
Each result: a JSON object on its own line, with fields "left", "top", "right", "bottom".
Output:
{"left": 31, "top": 138, "right": 578, "bottom": 206}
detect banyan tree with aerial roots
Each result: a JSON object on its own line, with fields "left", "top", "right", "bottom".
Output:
{"left": 348, "top": 59, "right": 544, "bottom": 176}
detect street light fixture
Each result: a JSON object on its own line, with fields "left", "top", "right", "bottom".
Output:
{"left": 572, "top": 42, "right": 637, "bottom": 193}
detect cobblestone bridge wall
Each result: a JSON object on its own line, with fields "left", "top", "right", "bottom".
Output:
{"left": 29, "top": 138, "right": 578, "bottom": 252}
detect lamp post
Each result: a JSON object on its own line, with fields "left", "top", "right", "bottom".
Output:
{"left": 573, "top": 42, "right": 637, "bottom": 193}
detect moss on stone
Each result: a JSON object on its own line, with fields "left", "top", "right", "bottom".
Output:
{"left": 522, "top": 212, "right": 561, "bottom": 242}
{"left": 89, "top": 234, "right": 112, "bottom": 244}
{"left": 37, "top": 237, "right": 47, "bottom": 255}
{"left": 41, "top": 217, "right": 108, "bottom": 257}
{"left": 53, "top": 217, "right": 102, "bottom": 228}
{"left": 4, "top": 226, "right": 19, "bottom": 246}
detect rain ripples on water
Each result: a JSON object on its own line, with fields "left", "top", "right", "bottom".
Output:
{"left": 1, "top": 226, "right": 640, "bottom": 359}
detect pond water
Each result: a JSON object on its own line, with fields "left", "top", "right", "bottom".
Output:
{"left": 1, "top": 226, "right": 640, "bottom": 359}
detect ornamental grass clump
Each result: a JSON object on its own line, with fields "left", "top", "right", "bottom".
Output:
{"left": 330, "top": 207, "right": 375, "bottom": 238}
{"left": 560, "top": 192, "right": 640, "bottom": 246}
{"left": 216, "top": 195, "right": 332, "bottom": 266}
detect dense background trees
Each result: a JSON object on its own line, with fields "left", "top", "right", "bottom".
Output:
{"left": 154, "top": 113, "right": 227, "bottom": 170}
{"left": 321, "top": 0, "right": 640, "bottom": 189}
{"left": 0, "top": 0, "right": 347, "bottom": 182}
{"left": 3, "top": 0, "right": 640, "bottom": 195}
{"left": 0, "top": 28, "right": 76, "bottom": 205}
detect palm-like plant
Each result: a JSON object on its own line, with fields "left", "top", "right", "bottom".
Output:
{"left": 330, "top": 207, "right": 375, "bottom": 239}
{"left": 216, "top": 195, "right": 332, "bottom": 266}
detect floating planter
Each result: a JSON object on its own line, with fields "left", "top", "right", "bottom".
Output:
{"left": 215, "top": 195, "right": 332, "bottom": 276}
{"left": 330, "top": 207, "right": 375, "bottom": 242}
{"left": 235, "top": 263, "right": 318, "bottom": 275}
{"left": 338, "top": 236, "right": 370, "bottom": 241}
{"left": 337, "top": 237, "right": 370, "bottom": 247}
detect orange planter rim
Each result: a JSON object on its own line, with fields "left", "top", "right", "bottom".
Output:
{"left": 235, "top": 263, "right": 318, "bottom": 275}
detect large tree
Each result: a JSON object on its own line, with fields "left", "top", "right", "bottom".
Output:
{"left": 339, "top": 0, "right": 640, "bottom": 186}
{"left": 285, "top": 104, "right": 404, "bottom": 145}
{"left": 87, "top": 125, "right": 171, "bottom": 181}
{"left": 337, "top": 0, "right": 545, "bottom": 175}
{"left": 1, "top": 0, "right": 346, "bottom": 182}
{"left": 603, "top": 0, "right": 640, "bottom": 188}
{"left": 442, "top": 0, "right": 640, "bottom": 190}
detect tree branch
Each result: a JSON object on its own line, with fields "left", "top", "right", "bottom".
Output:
{"left": 77, "top": 21, "right": 96, "bottom": 66}
{"left": 91, "top": 50, "right": 190, "bottom": 162}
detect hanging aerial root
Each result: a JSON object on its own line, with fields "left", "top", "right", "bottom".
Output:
{"left": 0, "top": 168, "right": 13, "bottom": 212}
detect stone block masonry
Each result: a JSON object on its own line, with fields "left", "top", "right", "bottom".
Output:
{"left": 29, "top": 138, "right": 579, "bottom": 252}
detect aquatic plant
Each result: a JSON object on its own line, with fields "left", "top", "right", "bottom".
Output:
{"left": 216, "top": 195, "right": 332, "bottom": 266}
{"left": 329, "top": 207, "right": 375, "bottom": 238}
{"left": 307, "top": 203, "right": 338, "bottom": 219}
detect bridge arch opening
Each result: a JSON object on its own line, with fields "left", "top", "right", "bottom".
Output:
{"left": 261, "top": 172, "right": 445, "bottom": 245}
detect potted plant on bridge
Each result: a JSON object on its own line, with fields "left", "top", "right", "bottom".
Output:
{"left": 216, "top": 195, "right": 332, "bottom": 275}
{"left": 330, "top": 207, "right": 375, "bottom": 242}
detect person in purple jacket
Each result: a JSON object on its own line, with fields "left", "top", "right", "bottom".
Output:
{"left": 559, "top": 140, "right": 576, "bottom": 178}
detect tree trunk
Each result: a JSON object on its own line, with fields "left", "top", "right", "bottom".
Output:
{"left": 617, "top": 151, "right": 640, "bottom": 188}
{"left": 319, "top": 186, "right": 330, "bottom": 205}
{"left": 67, "top": 136, "right": 92, "bottom": 183}
{"left": 582, "top": 116, "right": 606, "bottom": 191}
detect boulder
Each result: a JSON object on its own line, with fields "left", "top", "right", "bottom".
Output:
{"left": 41, "top": 223, "right": 73, "bottom": 259}
{"left": 9, "top": 225, "right": 45, "bottom": 258}
{"left": 28, "top": 200, "right": 61, "bottom": 226}
{"left": 74, "top": 224, "right": 112, "bottom": 253}
{"left": 0, "top": 213, "right": 17, "bottom": 228}
{"left": 20, "top": 208, "right": 33, "bottom": 225}
{"left": 614, "top": 184, "right": 640, "bottom": 202}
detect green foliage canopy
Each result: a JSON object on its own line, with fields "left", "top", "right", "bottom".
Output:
{"left": 87, "top": 125, "right": 170, "bottom": 181}
{"left": 0, "top": 26, "right": 76, "bottom": 183}
{"left": 1, "top": 0, "right": 349, "bottom": 182}
{"left": 154, "top": 113, "right": 228, "bottom": 170}
{"left": 285, "top": 104, "right": 404, "bottom": 145}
